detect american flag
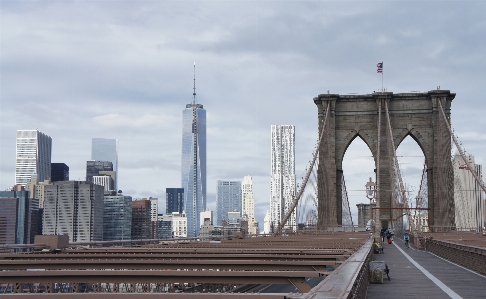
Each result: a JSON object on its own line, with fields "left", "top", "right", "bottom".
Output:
{"left": 377, "top": 62, "right": 383, "bottom": 73}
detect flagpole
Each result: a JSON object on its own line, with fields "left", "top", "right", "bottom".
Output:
{"left": 381, "top": 61, "right": 384, "bottom": 92}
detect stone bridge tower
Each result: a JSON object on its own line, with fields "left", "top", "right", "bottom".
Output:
{"left": 314, "top": 90, "right": 455, "bottom": 231}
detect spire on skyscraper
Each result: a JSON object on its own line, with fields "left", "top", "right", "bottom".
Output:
{"left": 193, "top": 62, "right": 196, "bottom": 104}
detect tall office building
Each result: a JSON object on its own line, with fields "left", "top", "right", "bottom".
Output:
{"left": 26, "top": 176, "right": 50, "bottom": 208}
{"left": 43, "top": 181, "right": 104, "bottom": 242}
{"left": 15, "top": 130, "right": 52, "bottom": 186}
{"left": 92, "top": 138, "right": 118, "bottom": 190}
{"left": 181, "top": 65, "right": 206, "bottom": 237}
{"left": 86, "top": 161, "right": 113, "bottom": 185}
{"left": 51, "top": 163, "right": 69, "bottom": 182}
{"left": 131, "top": 199, "right": 152, "bottom": 240}
{"left": 103, "top": 195, "right": 132, "bottom": 241}
{"left": 166, "top": 188, "right": 184, "bottom": 215}
{"left": 0, "top": 187, "right": 40, "bottom": 244}
{"left": 216, "top": 181, "right": 242, "bottom": 226}
{"left": 157, "top": 214, "right": 173, "bottom": 239}
{"left": 242, "top": 175, "right": 258, "bottom": 234}
{"left": 149, "top": 198, "right": 158, "bottom": 239}
{"left": 453, "top": 155, "right": 484, "bottom": 231}
{"left": 270, "top": 125, "right": 296, "bottom": 231}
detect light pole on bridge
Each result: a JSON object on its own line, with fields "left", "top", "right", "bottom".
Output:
{"left": 365, "top": 177, "right": 376, "bottom": 234}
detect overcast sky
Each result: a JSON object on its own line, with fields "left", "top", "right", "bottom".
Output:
{"left": 1, "top": 1, "right": 485, "bottom": 228}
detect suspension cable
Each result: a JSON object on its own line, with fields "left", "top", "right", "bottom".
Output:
{"left": 385, "top": 100, "right": 410, "bottom": 229}
{"left": 374, "top": 98, "right": 381, "bottom": 236}
{"left": 275, "top": 101, "right": 331, "bottom": 236}
{"left": 438, "top": 100, "right": 486, "bottom": 194}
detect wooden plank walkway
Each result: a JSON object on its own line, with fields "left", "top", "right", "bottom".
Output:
{"left": 367, "top": 238, "right": 486, "bottom": 299}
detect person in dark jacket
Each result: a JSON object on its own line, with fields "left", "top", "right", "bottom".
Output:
{"left": 386, "top": 229, "right": 392, "bottom": 243}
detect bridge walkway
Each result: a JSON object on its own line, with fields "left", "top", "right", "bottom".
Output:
{"left": 367, "top": 237, "right": 486, "bottom": 299}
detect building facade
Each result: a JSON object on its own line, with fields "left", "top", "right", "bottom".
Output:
{"left": 0, "top": 197, "right": 18, "bottom": 244}
{"left": 270, "top": 125, "right": 296, "bottom": 231}
{"left": 242, "top": 175, "right": 258, "bottom": 234}
{"left": 91, "top": 138, "right": 118, "bottom": 190}
{"left": 0, "top": 187, "right": 40, "bottom": 244}
{"left": 86, "top": 161, "right": 113, "bottom": 185}
{"left": 50, "top": 163, "right": 69, "bottom": 182}
{"left": 453, "top": 155, "right": 484, "bottom": 231}
{"left": 93, "top": 175, "right": 114, "bottom": 193}
{"left": 131, "top": 199, "right": 152, "bottom": 240}
{"left": 166, "top": 188, "right": 184, "bottom": 215}
{"left": 149, "top": 198, "right": 158, "bottom": 239}
{"left": 216, "top": 181, "right": 242, "bottom": 226}
{"left": 172, "top": 211, "right": 187, "bottom": 238}
{"left": 157, "top": 214, "right": 173, "bottom": 239}
{"left": 43, "top": 181, "right": 104, "bottom": 242}
{"left": 181, "top": 95, "right": 206, "bottom": 237}
{"left": 25, "top": 177, "right": 50, "bottom": 208}
{"left": 15, "top": 130, "right": 52, "bottom": 187}
{"left": 103, "top": 195, "right": 132, "bottom": 241}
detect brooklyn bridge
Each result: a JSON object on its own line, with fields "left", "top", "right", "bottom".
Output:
{"left": 1, "top": 89, "right": 485, "bottom": 298}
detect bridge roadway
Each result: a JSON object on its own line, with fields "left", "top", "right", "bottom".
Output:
{"left": 367, "top": 237, "right": 486, "bottom": 299}
{"left": 1, "top": 232, "right": 485, "bottom": 298}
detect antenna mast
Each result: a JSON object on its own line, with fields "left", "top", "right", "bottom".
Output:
{"left": 193, "top": 62, "right": 196, "bottom": 105}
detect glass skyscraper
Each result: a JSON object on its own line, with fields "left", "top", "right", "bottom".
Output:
{"left": 216, "top": 181, "right": 242, "bottom": 226}
{"left": 15, "top": 130, "right": 52, "bottom": 186}
{"left": 181, "top": 67, "right": 206, "bottom": 238}
{"left": 166, "top": 188, "right": 184, "bottom": 215}
{"left": 270, "top": 125, "right": 296, "bottom": 231}
{"left": 103, "top": 195, "right": 132, "bottom": 241}
{"left": 91, "top": 138, "right": 118, "bottom": 189}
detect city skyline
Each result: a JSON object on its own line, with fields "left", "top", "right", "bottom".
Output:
{"left": 2, "top": 2, "right": 486, "bottom": 228}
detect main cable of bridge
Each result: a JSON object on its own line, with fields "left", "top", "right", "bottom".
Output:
{"left": 438, "top": 100, "right": 486, "bottom": 195}
{"left": 275, "top": 101, "right": 331, "bottom": 236}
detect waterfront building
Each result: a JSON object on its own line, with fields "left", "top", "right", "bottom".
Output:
{"left": 149, "top": 197, "right": 158, "bottom": 239}
{"left": 166, "top": 188, "right": 184, "bottom": 215}
{"left": 157, "top": 214, "right": 173, "bottom": 239}
{"left": 25, "top": 176, "right": 51, "bottom": 208}
{"left": 181, "top": 66, "right": 206, "bottom": 237}
{"left": 50, "top": 163, "right": 69, "bottom": 182}
{"left": 270, "top": 125, "right": 296, "bottom": 231}
{"left": 131, "top": 199, "right": 151, "bottom": 240}
{"left": 92, "top": 175, "right": 114, "bottom": 193}
{"left": 242, "top": 176, "right": 258, "bottom": 234}
{"left": 86, "top": 161, "right": 113, "bottom": 185}
{"left": 216, "top": 181, "right": 241, "bottom": 226}
{"left": 453, "top": 155, "right": 484, "bottom": 231}
{"left": 43, "top": 181, "right": 104, "bottom": 242}
{"left": 172, "top": 211, "right": 187, "bottom": 238}
{"left": 200, "top": 210, "right": 213, "bottom": 227}
{"left": 91, "top": 138, "right": 118, "bottom": 190}
{"left": 0, "top": 187, "right": 40, "bottom": 244}
{"left": 15, "top": 130, "right": 52, "bottom": 186}
{"left": 103, "top": 195, "right": 132, "bottom": 241}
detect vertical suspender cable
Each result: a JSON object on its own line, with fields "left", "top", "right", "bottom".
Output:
{"left": 385, "top": 100, "right": 410, "bottom": 229}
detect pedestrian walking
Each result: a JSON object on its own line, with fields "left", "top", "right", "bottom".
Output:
{"left": 404, "top": 232, "right": 410, "bottom": 248}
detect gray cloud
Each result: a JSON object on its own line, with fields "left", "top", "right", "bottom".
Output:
{"left": 1, "top": 1, "right": 486, "bottom": 227}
